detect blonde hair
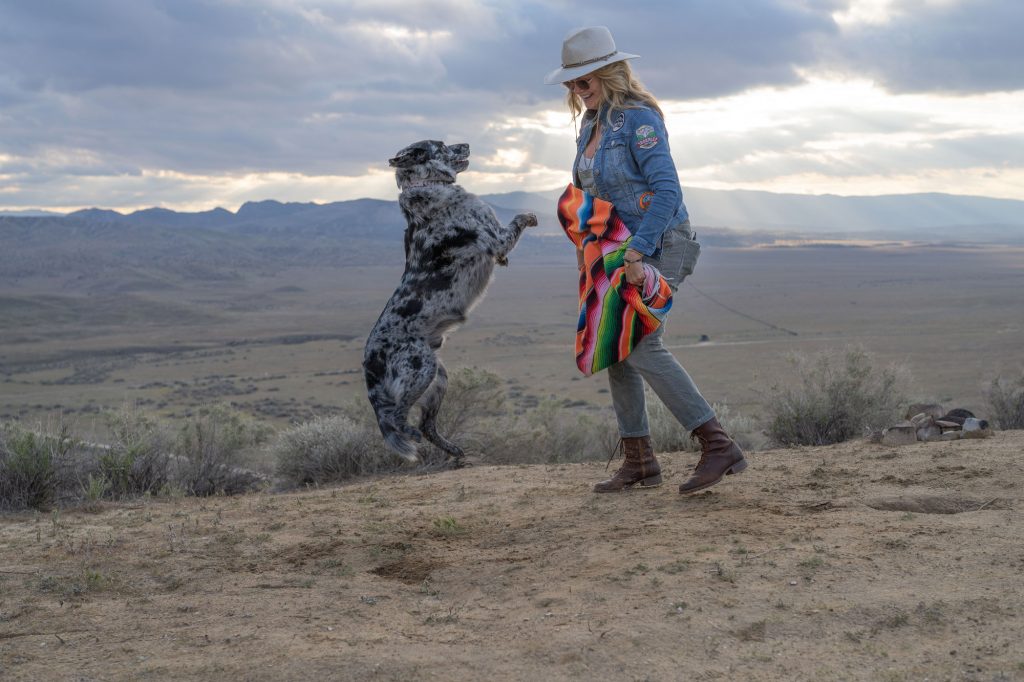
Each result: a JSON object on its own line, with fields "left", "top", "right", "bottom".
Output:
{"left": 564, "top": 60, "right": 664, "bottom": 128}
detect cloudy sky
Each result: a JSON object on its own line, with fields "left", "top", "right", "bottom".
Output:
{"left": 1, "top": 0, "right": 1022, "bottom": 212}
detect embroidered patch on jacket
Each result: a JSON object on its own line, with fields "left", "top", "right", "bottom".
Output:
{"left": 611, "top": 112, "right": 625, "bottom": 132}
{"left": 635, "top": 125, "right": 659, "bottom": 149}
{"left": 638, "top": 191, "right": 655, "bottom": 211}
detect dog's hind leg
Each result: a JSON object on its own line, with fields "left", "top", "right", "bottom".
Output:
{"left": 418, "top": 361, "right": 467, "bottom": 465}
{"left": 365, "top": 340, "right": 437, "bottom": 462}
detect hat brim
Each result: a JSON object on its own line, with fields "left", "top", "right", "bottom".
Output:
{"left": 543, "top": 52, "right": 639, "bottom": 85}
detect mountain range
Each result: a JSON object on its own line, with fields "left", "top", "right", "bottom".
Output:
{"left": 476, "top": 187, "right": 1024, "bottom": 241}
{"left": 1, "top": 187, "right": 1021, "bottom": 287}
{"left": 4, "top": 185, "right": 1021, "bottom": 241}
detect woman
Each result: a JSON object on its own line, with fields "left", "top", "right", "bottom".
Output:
{"left": 544, "top": 26, "right": 748, "bottom": 494}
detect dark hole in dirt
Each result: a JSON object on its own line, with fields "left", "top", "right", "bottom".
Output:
{"left": 371, "top": 556, "right": 441, "bottom": 584}
{"left": 864, "top": 495, "right": 1008, "bottom": 514}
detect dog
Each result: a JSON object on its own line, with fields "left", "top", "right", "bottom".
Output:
{"left": 363, "top": 140, "right": 536, "bottom": 464}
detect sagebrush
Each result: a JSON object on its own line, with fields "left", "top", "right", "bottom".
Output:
{"left": 173, "top": 404, "right": 272, "bottom": 495}
{"left": 0, "top": 403, "right": 272, "bottom": 510}
{"left": 99, "top": 405, "right": 174, "bottom": 498}
{"left": 985, "top": 370, "right": 1024, "bottom": 430}
{"left": 2, "top": 365, "right": 771, "bottom": 505}
{"left": 0, "top": 423, "right": 80, "bottom": 511}
{"left": 763, "top": 348, "right": 908, "bottom": 446}
{"left": 271, "top": 414, "right": 392, "bottom": 486}
{"left": 271, "top": 368, "right": 620, "bottom": 485}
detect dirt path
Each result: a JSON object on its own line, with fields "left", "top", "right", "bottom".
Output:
{"left": 2, "top": 433, "right": 1022, "bottom": 681}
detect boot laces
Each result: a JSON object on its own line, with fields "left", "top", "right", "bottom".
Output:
{"left": 690, "top": 432, "right": 710, "bottom": 469}
{"left": 604, "top": 437, "right": 624, "bottom": 471}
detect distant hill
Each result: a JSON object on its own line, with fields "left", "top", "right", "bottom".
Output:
{"left": 480, "top": 187, "right": 1024, "bottom": 242}
{"left": 3, "top": 187, "right": 1022, "bottom": 286}
{"left": 11, "top": 186, "right": 1024, "bottom": 240}
{"left": 0, "top": 199, "right": 567, "bottom": 287}
{"left": 0, "top": 209, "right": 65, "bottom": 217}
{"left": 681, "top": 187, "right": 1024, "bottom": 240}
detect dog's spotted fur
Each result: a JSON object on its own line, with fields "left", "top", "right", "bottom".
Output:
{"left": 363, "top": 140, "right": 536, "bottom": 463}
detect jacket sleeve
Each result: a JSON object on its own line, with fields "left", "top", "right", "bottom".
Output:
{"left": 626, "top": 108, "right": 682, "bottom": 256}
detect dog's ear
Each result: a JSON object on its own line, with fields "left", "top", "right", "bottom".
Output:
{"left": 388, "top": 146, "right": 430, "bottom": 168}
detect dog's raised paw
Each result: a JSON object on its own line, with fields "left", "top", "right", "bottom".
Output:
{"left": 516, "top": 212, "right": 538, "bottom": 228}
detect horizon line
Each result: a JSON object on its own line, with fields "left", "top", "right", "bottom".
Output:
{"left": 4, "top": 185, "right": 1024, "bottom": 217}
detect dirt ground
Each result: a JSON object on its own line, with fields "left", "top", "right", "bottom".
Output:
{"left": 1, "top": 432, "right": 1022, "bottom": 681}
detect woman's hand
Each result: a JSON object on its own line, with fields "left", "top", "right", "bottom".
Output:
{"left": 624, "top": 248, "right": 645, "bottom": 287}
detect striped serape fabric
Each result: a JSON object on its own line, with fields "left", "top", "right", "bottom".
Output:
{"left": 557, "top": 184, "right": 673, "bottom": 376}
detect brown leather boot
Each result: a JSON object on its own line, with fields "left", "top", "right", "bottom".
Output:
{"left": 678, "top": 417, "right": 747, "bottom": 495}
{"left": 593, "top": 436, "right": 663, "bottom": 493}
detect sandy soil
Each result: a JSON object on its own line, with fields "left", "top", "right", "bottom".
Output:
{"left": 1, "top": 432, "right": 1022, "bottom": 681}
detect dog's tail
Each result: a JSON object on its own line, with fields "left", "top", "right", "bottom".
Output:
{"left": 381, "top": 426, "right": 420, "bottom": 463}
{"left": 366, "top": 389, "right": 420, "bottom": 463}
{"left": 364, "top": 346, "right": 420, "bottom": 463}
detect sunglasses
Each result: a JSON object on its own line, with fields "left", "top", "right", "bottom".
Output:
{"left": 563, "top": 77, "right": 594, "bottom": 92}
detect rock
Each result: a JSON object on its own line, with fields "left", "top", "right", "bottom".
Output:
{"left": 962, "top": 418, "right": 993, "bottom": 438}
{"left": 938, "top": 408, "right": 976, "bottom": 426}
{"left": 935, "top": 420, "right": 961, "bottom": 430}
{"left": 882, "top": 424, "right": 918, "bottom": 446}
{"left": 962, "top": 417, "right": 989, "bottom": 432}
{"left": 941, "top": 431, "right": 963, "bottom": 441}
{"left": 916, "top": 424, "right": 943, "bottom": 442}
{"left": 905, "top": 403, "right": 944, "bottom": 420}
{"left": 910, "top": 413, "right": 934, "bottom": 428}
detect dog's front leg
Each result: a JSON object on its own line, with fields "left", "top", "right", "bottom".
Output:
{"left": 493, "top": 212, "right": 537, "bottom": 266}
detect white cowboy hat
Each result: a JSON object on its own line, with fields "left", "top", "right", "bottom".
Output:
{"left": 543, "top": 26, "right": 640, "bottom": 85}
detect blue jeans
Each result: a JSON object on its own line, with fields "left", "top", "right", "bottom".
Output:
{"left": 607, "top": 325, "right": 716, "bottom": 436}
{"left": 608, "top": 220, "right": 715, "bottom": 437}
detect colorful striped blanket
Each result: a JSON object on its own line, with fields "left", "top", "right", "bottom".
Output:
{"left": 557, "top": 184, "right": 673, "bottom": 376}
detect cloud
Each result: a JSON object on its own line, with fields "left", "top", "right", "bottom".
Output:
{"left": 827, "top": 0, "right": 1024, "bottom": 94}
{"left": 665, "top": 80, "right": 1024, "bottom": 198}
{"left": 435, "top": 0, "right": 844, "bottom": 99}
{"left": 0, "top": 0, "right": 1022, "bottom": 211}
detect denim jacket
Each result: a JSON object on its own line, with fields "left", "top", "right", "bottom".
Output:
{"left": 573, "top": 102, "right": 689, "bottom": 256}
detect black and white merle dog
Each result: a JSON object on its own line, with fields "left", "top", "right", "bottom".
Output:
{"left": 363, "top": 140, "right": 536, "bottom": 464}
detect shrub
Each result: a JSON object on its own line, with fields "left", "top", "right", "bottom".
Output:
{"left": 173, "top": 404, "right": 272, "bottom": 495}
{"left": 321, "top": 366, "right": 614, "bottom": 466}
{"left": 99, "top": 405, "right": 174, "bottom": 498}
{"left": 414, "top": 367, "right": 510, "bottom": 467}
{"left": 764, "top": 347, "right": 907, "bottom": 447}
{"left": 710, "top": 403, "right": 763, "bottom": 452}
{"left": 272, "top": 414, "right": 393, "bottom": 486}
{"left": 985, "top": 370, "right": 1024, "bottom": 429}
{"left": 0, "top": 423, "right": 77, "bottom": 511}
{"left": 478, "top": 398, "right": 617, "bottom": 465}
{"left": 433, "top": 367, "right": 508, "bottom": 440}
{"left": 432, "top": 367, "right": 621, "bottom": 465}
